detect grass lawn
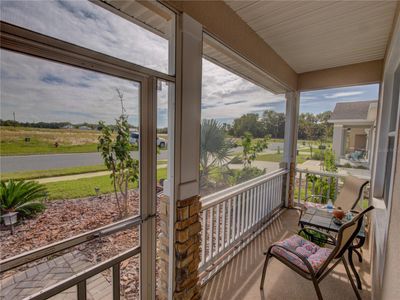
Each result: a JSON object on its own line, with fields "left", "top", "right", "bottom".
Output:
{"left": 255, "top": 153, "right": 307, "bottom": 164}
{"left": 44, "top": 168, "right": 167, "bottom": 200}
{"left": 0, "top": 126, "right": 102, "bottom": 156}
{"left": 0, "top": 140, "right": 98, "bottom": 156}
{"left": 2, "top": 160, "right": 168, "bottom": 182}
{"left": 1, "top": 165, "right": 108, "bottom": 181}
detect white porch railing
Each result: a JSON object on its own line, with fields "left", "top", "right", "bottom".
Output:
{"left": 295, "top": 168, "right": 370, "bottom": 208}
{"left": 294, "top": 168, "right": 341, "bottom": 206}
{"left": 199, "top": 169, "right": 288, "bottom": 283}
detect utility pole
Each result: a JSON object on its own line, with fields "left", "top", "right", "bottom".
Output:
{"left": 13, "top": 112, "right": 16, "bottom": 122}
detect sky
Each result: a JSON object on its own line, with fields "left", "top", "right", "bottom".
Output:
{"left": 202, "top": 58, "right": 379, "bottom": 123}
{"left": 0, "top": 0, "right": 379, "bottom": 128}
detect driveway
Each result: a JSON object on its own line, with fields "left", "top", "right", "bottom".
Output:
{"left": 1, "top": 151, "right": 168, "bottom": 173}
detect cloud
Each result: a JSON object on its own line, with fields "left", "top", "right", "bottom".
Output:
{"left": 201, "top": 59, "right": 286, "bottom": 123}
{"left": 299, "top": 85, "right": 379, "bottom": 114}
{"left": 0, "top": 0, "right": 173, "bottom": 127}
{"left": 0, "top": 0, "right": 170, "bottom": 73}
{"left": 1, "top": 0, "right": 379, "bottom": 130}
{"left": 324, "top": 91, "right": 364, "bottom": 99}
{"left": 1, "top": 49, "right": 140, "bottom": 125}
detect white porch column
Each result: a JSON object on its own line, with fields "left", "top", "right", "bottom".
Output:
{"left": 332, "top": 124, "right": 345, "bottom": 160}
{"left": 364, "top": 128, "right": 371, "bottom": 159}
{"left": 283, "top": 91, "right": 300, "bottom": 208}
{"left": 160, "top": 13, "right": 203, "bottom": 300}
{"left": 369, "top": 125, "right": 376, "bottom": 168}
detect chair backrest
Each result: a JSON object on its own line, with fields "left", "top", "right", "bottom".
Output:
{"left": 334, "top": 176, "right": 369, "bottom": 211}
{"left": 316, "top": 206, "right": 374, "bottom": 277}
{"left": 333, "top": 205, "right": 374, "bottom": 259}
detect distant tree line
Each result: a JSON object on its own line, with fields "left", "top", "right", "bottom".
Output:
{"left": 0, "top": 120, "right": 80, "bottom": 129}
{"left": 0, "top": 120, "right": 142, "bottom": 131}
{"left": 224, "top": 110, "right": 333, "bottom": 141}
{"left": 297, "top": 111, "right": 333, "bottom": 141}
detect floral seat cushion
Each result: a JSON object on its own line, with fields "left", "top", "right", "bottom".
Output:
{"left": 271, "top": 235, "right": 332, "bottom": 273}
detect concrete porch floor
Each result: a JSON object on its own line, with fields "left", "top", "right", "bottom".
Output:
{"left": 202, "top": 209, "right": 371, "bottom": 300}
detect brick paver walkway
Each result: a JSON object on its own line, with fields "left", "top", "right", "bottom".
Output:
{"left": 0, "top": 251, "right": 112, "bottom": 300}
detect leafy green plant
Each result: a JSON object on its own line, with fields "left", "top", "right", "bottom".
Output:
{"left": 241, "top": 132, "right": 269, "bottom": 167}
{"left": 1, "top": 180, "right": 46, "bottom": 218}
{"left": 308, "top": 142, "right": 314, "bottom": 158}
{"left": 323, "top": 148, "right": 337, "bottom": 172}
{"left": 234, "top": 167, "right": 265, "bottom": 184}
{"left": 98, "top": 89, "right": 139, "bottom": 219}
{"left": 306, "top": 149, "right": 338, "bottom": 203}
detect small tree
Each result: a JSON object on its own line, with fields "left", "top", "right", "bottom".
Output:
{"left": 308, "top": 141, "right": 314, "bottom": 158}
{"left": 98, "top": 90, "right": 139, "bottom": 219}
{"left": 241, "top": 132, "right": 269, "bottom": 167}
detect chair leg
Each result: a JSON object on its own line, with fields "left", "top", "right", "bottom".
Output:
{"left": 312, "top": 277, "right": 323, "bottom": 300}
{"left": 342, "top": 257, "right": 362, "bottom": 300}
{"left": 260, "top": 253, "right": 271, "bottom": 289}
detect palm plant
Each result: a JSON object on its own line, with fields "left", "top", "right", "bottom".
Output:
{"left": 1, "top": 180, "right": 47, "bottom": 218}
{"left": 200, "top": 119, "right": 233, "bottom": 188}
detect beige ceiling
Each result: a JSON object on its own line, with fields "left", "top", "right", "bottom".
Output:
{"left": 225, "top": 1, "right": 397, "bottom": 73}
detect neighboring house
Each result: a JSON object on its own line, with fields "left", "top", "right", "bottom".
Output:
{"left": 328, "top": 100, "right": 377, "bottom": 165}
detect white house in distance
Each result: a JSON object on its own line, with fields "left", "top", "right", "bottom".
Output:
{"left": 329, "top": 100, "right": 377, "bottom": 166}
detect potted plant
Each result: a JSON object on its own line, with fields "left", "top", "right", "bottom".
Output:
{"left": 1, "top": 180, "right": 47, "bottom": 233}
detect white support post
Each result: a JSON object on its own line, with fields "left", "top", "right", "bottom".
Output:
{"left": 283, "top": 91, "right": 300, "bottom": 207}
{"left": 140, "top": 77, "right": 157, "bottom": 300}
{"left": 174, "top": 14, "right": 202, "bottom": 201}
{"left": 169, "top": 13, "right": 203, "bottom": 300}
{"left": 165, "top": 10, "right": 176, "bottom": 300}
{"left": 332, "top": 124, "right": 345, "bottom": 161}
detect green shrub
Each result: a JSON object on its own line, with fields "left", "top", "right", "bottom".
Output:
{"left": 1, "top": 180, "right": 47, "bottom": 218}
{"left": 230, "top": 156, "right": 243, "bottom": 164}
{"left": 323, "top": 148, "right": 337, "bottom": 172}
{"left": 234, "top": 167, "right": 265, "bottom": 184}
{"left": 311, "top": 150, "right": 323, "bottom": 160}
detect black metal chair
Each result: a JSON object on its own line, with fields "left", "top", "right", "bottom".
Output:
{"left": 260, "top": 206, "right": 374, "bottom": 300}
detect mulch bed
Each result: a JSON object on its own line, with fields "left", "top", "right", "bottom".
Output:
{"left": 0, "top": 188, "right": 163, "bottom": 299}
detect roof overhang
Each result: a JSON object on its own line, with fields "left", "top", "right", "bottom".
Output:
{"left": 163, "top": 0, "right": 297, "bottom": 92}
{"left": 329, "top": 120, "right": 375, "bottom": 126}
{"left": 164, "top": 0, "right": 398, "bottom": 92}
{"left": 225, "top": 1, "right": 397, "bottom": 74}
{"left": 298, "top": 60, "right": 383, "bottom": 91}
{"left": 203, "top": 34, "right": 286, "bottom": 94}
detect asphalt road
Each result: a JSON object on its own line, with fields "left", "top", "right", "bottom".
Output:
{"left": 232, "top": 142, "right": 284, "bottom": 154}
{"left": 1, "top": 151, "right": 169, "bottom": 173}
{"left": 1, "top": 142, "right": 284, "bottom": 173}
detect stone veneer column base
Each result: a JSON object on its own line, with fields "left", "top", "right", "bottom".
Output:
{"left": 159, "top": 195, "right": 202, "bottom": 300}
{"left": 288, "top": 161, "right": 295, "bottom": 208}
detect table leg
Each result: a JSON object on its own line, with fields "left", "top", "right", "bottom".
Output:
{"left": 348, "top": 248, "right": 362, "bottom": 290}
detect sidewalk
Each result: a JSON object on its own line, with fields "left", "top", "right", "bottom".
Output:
{"left": 298, "top": 160, "right": 371, "bottom": 179}
{"left": 36, "top": 164, "right": 167, "bottom": 184}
